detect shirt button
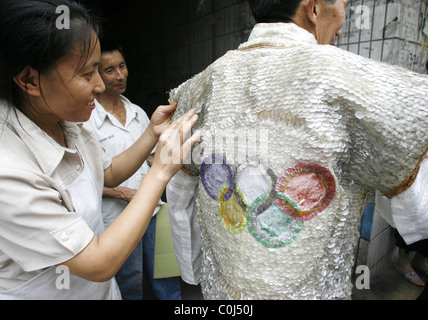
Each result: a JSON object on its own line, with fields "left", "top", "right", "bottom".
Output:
{"left": 60, "top": 232, "right": 70, "bottom": 242}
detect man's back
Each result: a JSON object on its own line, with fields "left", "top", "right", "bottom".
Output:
{"left": 168, "top": 23, "right": 428, "bottom": 299}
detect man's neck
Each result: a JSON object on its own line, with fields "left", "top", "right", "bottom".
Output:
{"left": 96, "top": 93, "right": 123, "bottom": 112}
{"left": 292, "top": 3, "right": 318, "bottom": 43}
{"left": 97, "top": 93, "right": 127, "bottom": 125}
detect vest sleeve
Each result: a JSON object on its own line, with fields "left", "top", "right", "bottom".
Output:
{"left": 322, "top": 47, "right": 428, "bottom": 196}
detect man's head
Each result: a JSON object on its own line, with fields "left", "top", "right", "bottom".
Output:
{"left": 98, "top": 40, "right": 128, "bottom": 96}
{"left": 249, "top": 0, "right": 349, "bottom": 45}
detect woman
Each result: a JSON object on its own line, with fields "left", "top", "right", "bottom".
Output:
{"left": 0, "top": 0, "right": 200, "bottom": 299}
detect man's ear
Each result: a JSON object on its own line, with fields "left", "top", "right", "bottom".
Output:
{"left": 13, "top": 67, "right": 42, "bottom": 97}
{"left": 306, "top": 0, "right": 319, "bottom": 25}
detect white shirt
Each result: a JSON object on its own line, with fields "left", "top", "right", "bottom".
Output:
{"left": 0, "top": 102, "right": 111, "bottom": 291}
{"left": 90, "top": 96, "right": 162, "bottom": 228}
{"left": 166, "top": 22, "right": 428, "bottom": 299}
{"left": 376, "top": 158, "right": 428, "bottom": 245}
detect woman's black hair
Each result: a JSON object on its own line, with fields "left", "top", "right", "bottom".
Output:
{"left": 0, "top": 0, "right": 99, "bottom": 110}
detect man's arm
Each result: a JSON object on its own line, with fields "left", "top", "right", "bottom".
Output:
{"left": 103, "top": 186, "right": 136, "bottom": 203}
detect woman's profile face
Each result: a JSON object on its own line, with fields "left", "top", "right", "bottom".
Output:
{"left": 38, "top": 33, "right": 105, "bottom": 123}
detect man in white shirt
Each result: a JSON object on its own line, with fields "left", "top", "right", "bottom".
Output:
{"left": 90, "top": 40, "right": 181, "bottom": 300}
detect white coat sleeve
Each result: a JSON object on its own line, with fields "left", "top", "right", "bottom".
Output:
{"left": 166, "top": 169, "right": 202, "bottom": 285}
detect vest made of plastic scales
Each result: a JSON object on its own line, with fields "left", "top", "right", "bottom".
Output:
{"left": 169, "top": 23, "right": 428, "bottom": 299}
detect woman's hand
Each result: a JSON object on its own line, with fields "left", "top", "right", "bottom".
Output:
{"left": 150, "top": 108, "right": 201, "bottom": 183}
{"left": 149, "top": 102, "right": 178, "bottom": 139}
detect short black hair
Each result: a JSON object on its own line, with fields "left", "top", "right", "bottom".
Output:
{"left": 100, "top": 38, "right": 126, "bottom": 60}
{"left": 249, "top": 0, "right": 337, "bottom": 23}
{"left": 249, "top": 0, "right": 303, "bottom": 23}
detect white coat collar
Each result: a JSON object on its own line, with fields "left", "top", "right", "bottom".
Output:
{"left": 239, "top": 23, "right": 318, "bottom": 50}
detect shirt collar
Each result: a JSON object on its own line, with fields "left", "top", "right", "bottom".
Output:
{"left": 121, "top": 96, "right": 140, "bottom": 126}
{"left": 91, "top": 99, "right": 109, "bottom": 128}
{"left": 92, "top": 95, "right": 139, "bottom": 128}
{"left": 1, "top": 101, "right": 82, "bottom": 176}
{"left": 239, "top": 23, "right": 318, "bottom": 50}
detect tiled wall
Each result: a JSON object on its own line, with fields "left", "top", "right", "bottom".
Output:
{"left": 161, "top": 0, "right": 254, "bottom": 90}
{"left": 337, "top": 0, "right": 428, "bottom": 73}
{"left": 108, "top": 0, "right": 255, "bottom": 113}
{"left": 340, "top": 0, "right": 428, "bottom": 278}
{"left": 356, "top": 194, "right": 397, "bottom": 278}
